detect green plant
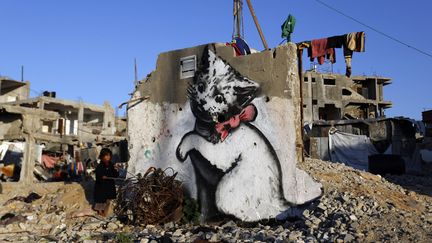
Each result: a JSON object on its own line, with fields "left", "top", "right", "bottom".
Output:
{"left": 181, "top": 196, "right": 200, "bottom": 224}
{"left": 115, "top": 232, "right": 132, "bottom": 243}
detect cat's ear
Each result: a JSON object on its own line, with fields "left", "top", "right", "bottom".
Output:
{"left": 234, "top": 78, "right": 259, "bottom": 106}
{"left": 198, "top": 45, "right": 231, "bottom": 77}
{"left": 199, "top": 45, "right": 211, "bottom": 73}
{"left": 207, "top": 50, "right": 232, "bottom": 78}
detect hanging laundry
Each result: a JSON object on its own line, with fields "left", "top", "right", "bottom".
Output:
{"left": 42, "top": 154, "right": 58, "bottom": 169}
{"left": 281, "top": 14, "right": 296, "bottom": 42}
{"left": 77, "top": 161, "right": 84, "bottom": 174}
{"left": 297, "top": 41, "right": 310, "bottom": 50}
{"left": 343, "top": 31, "right": 365, "bottom": 77}
{"left": 297, "top": 31, "right": 366, "bottom": 77}
{"left": 346, "top": 32, "right": 365, "bottom": 52}
{"left": 327, "top": 35, "right": 345, "bottom": 49}
{"left": 308, "top": 38, "right": 336, "bottom": 65}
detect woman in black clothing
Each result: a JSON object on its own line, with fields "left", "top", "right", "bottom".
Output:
{"left": 93, "top": 148, "right": 119, "bottom": 216}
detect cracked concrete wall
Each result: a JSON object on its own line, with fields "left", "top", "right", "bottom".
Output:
{"left": 0, "top": 113, "right": 22, "bottom": 140}
{"left": 135, "top": 44, "right": 303, "bottom": 162}
{"left": 127, "top": 43, "right": 322, "bottom": 221}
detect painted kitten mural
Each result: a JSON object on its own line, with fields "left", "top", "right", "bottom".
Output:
{"left": 176, "top": 46, "right": 288, "bottom": 221}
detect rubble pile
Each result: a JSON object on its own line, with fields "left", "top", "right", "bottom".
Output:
{"left": 0, "top": 158, "right": 431, "bottom": 242}
{"left": 297, "top": 158, "right": 432, "bottom": 242}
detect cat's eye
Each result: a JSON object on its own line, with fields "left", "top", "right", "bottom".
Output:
{"left": 215, "top": 94, "right": 223, "bottom": 103}
{"left": 197, "top": 82, "right": 205, "bottom": 92}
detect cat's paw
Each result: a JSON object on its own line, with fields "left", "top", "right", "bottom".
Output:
{"left": 176, "top": 138, "right": 190, "bottom": 162}
{"left": 209, "top": 133, "right": 220, "bottom": 144}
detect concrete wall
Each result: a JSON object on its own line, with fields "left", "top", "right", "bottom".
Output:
{"left": 127, "top": 43, "right": 321, "bottom": 222}
{"left": 0, "top": 80, "right": 30, "bottom": 103}
{"left": 0, "top": 113, "right": 23, "bottom": 140}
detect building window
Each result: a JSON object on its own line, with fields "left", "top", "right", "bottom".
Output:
{"left": 319, "top": 104, "right": 341, "bottom": 120}
{"left": 323, "top": 78, "right": 336, "bottom": 85}
{"left": 180, "top": 55, "right": 197, "bottom": 79}
{"left": 342, "top": 89, "right": 352, "bottom": 96}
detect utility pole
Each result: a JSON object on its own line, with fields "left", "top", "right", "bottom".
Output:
{"left": 244, "top": 0, "right": 269, "bottom": 50}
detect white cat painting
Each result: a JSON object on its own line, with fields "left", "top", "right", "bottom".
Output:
{"left": 176, "top": 46, "right": 320, "bottom": 222}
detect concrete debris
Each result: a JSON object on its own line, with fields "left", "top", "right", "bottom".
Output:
{"left": 3, "top": 192, "right": 41, "bottom": 205}
{"left": 0, "top": 158, "right": 429, "bottom": 242}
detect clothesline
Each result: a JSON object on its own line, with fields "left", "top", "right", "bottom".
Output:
{"left": 296, "top": 31, "right": 365, "bottom": 77}
{"left": 313, "top": 0, "right": 432, "bottom": 59}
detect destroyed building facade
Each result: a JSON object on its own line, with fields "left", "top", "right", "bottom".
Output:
{"left": 301, "top": 71, "right": 424, "bottom": 174}
{"left": 0, "top": 78, "right": 127, "bottom": 183}
{"left": 3, "top": 96, "right": 117, "bottom": 141}
{"left": 302, "top": 71, "right": 392, "bottom": 122}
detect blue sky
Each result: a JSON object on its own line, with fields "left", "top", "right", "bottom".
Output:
{"left": 0, "top": 0, "right": 431, "bottom": 119}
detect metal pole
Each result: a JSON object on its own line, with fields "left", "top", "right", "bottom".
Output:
{"left": 234, "top": 0, "right": 241, "bottom": 38}
{"left": 245, "top": 0, "right": 269, "bottom": 50}
{"left": 134, "top": 58, "right": 138, "bottom": 86}
{"left": 21, "top": 65, "right": 24, "bottom": 82}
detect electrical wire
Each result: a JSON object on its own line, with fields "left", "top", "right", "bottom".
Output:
{"left": 313, "top": 0, "right": 432, "bottom": 59}
{"left": 30, "top": 88, "right": 42, "bottom": 96}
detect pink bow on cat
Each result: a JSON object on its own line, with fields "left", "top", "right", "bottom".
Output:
{"left": 215, "top": 104, "right": 257, "bottom": 141}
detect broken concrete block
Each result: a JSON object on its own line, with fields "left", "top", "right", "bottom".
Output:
{"left": 127, "top": 43, "right": 322, "bottom": 222}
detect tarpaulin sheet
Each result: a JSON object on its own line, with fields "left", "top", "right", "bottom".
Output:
{"left": 329, "top": 128, "right": 378, "bottom": 171}
{"left": 0, "top": 142, "right": 25, "bottom": 164}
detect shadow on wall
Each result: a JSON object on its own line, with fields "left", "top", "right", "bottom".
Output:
{"left": 75, "top": 177, "right": 95, "bottom": 206}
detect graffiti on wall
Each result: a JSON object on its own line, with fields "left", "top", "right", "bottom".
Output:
{"left": 176, "top": 46, "right": 289, "bottom": 221}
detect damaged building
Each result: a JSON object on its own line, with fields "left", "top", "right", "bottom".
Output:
{"left": 301, "top": 71, "right": 425, "bottom": 175}
{"left": 302, "top": 71, "right": 392, "bottom": 121}
{"left": 3, "top": 96, "right": 117, "bottom": 141}
{"left": 0, "top": 78, "right": 128, "bottom": 183}
{"left": 0, "top": 76, "right": 30, "bottom": 103}
{"left": 296, "top": 31, "right": 429, "bottom": 175}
